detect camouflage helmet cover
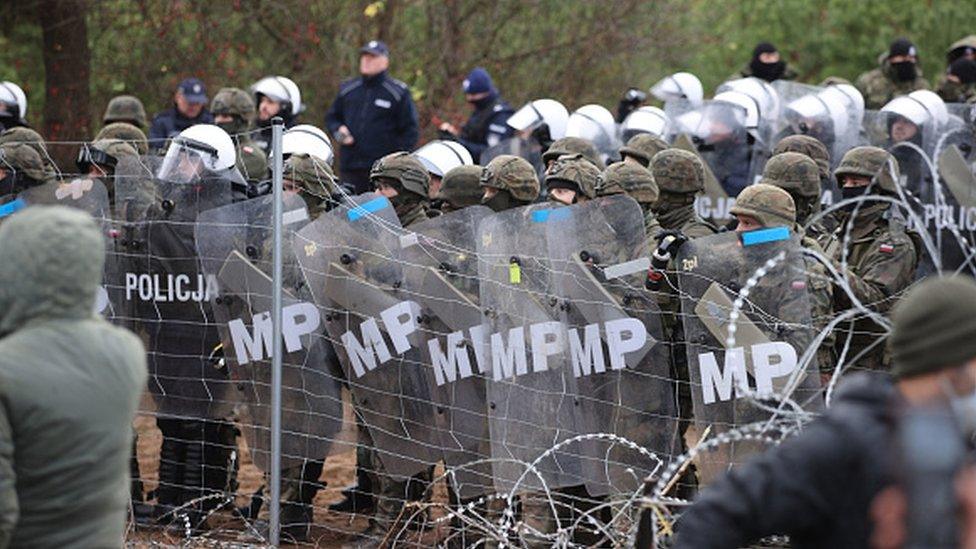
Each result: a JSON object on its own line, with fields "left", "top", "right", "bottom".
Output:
{"left": 729, "top": 183, "right": 797, "bottom": 227}
{"left": 545, "top": 153, "right": 601, "bottom": 199}
{"left": 370, "top": 151, "right": 430, "bottom": 198}
{"left": 210, "top": 87, "right": 256, "bottom": 121}
{"left": 772, "top": 134, "right": 830, "bottom": 183}
{"left": 480, "top": 154, "right": 540, "bottom": 202}
{"left": 284, "top": 153, "right": 337, "bottom": 199}
{"left": 597, "top": 161, "right": 659, "bottom": 204}
{"left": 619, "top": 133, "right": 669, "bottom": 165}
{"left": 650, "top": 148, "right": 704, "bottom": 194}
{"left": 102, "top": 95, "right": 148, "bottom": 129}
{"left": 834, "top": 146, "right": 899, "bottom": 194}
{"left": 436, "top": 164, "right": 484, "bottom": 210}
{"left": 541, "top": 136, "right": 604, "bottom": 168}
{"left": 95, "top": 122, "right": 149, "bottom": 155}
{"left": 0, "top": 126, "right": 50, "bottom": 168}
{"left": 760, "top": 151, "right": 821, "bottom": 199}
{"left": 0, "top": 142, "right": 47, "bottom": 183}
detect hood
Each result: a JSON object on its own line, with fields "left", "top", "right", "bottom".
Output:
{"left": 0, "top": 206, "right": 105, "bottom": 337}
{"left": 830, "top": 371, "right": 896, "bottom": 413}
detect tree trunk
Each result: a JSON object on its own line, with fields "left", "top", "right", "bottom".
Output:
{"left": 37, "top": 0, "right": 91, "bottom": 170}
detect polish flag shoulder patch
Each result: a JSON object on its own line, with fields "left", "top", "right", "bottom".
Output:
{"left": 879, "top": 243, "right": 894, "bottom": 254}
{"left": 791, "top": 280, "right": 807, "bottom": 290}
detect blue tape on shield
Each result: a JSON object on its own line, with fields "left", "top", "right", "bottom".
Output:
{"left": 741, "top": 226, "right": 791, "bottom": 247}
{"left": 0, "top": 198, "right": 26, "bottom": 219}
{"left": 347, "top": 197, "right": 390, "bottom": 221}
{"left": 531, "top": 208, "right": 571, "bottom": 223}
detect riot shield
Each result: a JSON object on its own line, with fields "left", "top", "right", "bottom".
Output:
{"left": 671, "top": 133, "right": 736, "bottom": 226}
{"left": 481, "top": 136, "right": 545, "bottom": 181}
{"left": 114, "top": 155, "right": 236, "bottom": 419}
{"left": 18, "top": 176, "right": 111, "bottom": 219}
{"left": 477, "top": 203, "right": 582, "bottom": 493}
{"left": 397, "top": 205, "right": 494, "bottom": 499}
{"left": 545, "top": 195, "right": 679, "bottom": 497}
{"left": 195, "top": 194, "right": 344, "bottom": 471}
{"left": 293, "top": 193, "right": 442, "bottom": 479}
{"left": 676, "top": 230, "right": 823, "bottom": 483}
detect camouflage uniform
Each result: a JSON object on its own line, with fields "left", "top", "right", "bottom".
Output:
{"left": 0, "top": 127, "right": 59, "bottom": 182}
{"left": 763, "top": 151, "right": 831, "bottom": 241}
{"left": 647, "top": 149, "right": 717, "bottom": 241}
{"left": 479, "top": 154, "right": 540, "bottom": 212}
{"left": 543, "top": 153, "right": 600, "bottom": 204}
{"left": 936, "top": 35, "right": 976, "bottom": 103}
{"left": 370, "top": 151, "right": 437, "bottom": 227}
{"left": 855, "top": 55, "right": 930, "bottom": 110}
{"left": 283, "top": 153, "right": 339, "bottom": 221}
{"left": 732, "top": 182, "right": 836, "bottom": 373}
{"left": 597, "top": 160, "right": 660, "bottom": 235}
{"left": 210, "top": 88, "right": 268, "bottom": 184}
{"left": 102, "top": 95, "right": 148, "bottom": 130}
{"left": 619, "top": 133, "right": 669, "bottom": 168}
{"left": 95, "top": 122, "right": 150, "bottom": 155}
{"left": 434, "top": 164, "right": 483, "bottom": 213}
{"left": 822, "top": 147, "right": 920, "bottom": 372}
{"left": 0, "top": 142, "right": 48, "bottom": 200}
{"left": 541, "top": 136, "right": 603, "bottom": 169}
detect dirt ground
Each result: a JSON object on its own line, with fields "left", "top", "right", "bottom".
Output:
{"left": 126, "top": 390, "right": 449, "bottom": 548}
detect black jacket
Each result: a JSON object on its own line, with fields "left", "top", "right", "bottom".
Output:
{"left": 456, "top": 91, "right": 514, "bottom": 162}
{"left": 148, "top": 106, "right": 213, "bottom": 151}
{"left": 324, "top": 71, "right": 419, "bottom": 171}
{"left": 673, "top": 372, "right": 897, "bottom": 549}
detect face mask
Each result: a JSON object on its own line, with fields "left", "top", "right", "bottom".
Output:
{"left": 891, "top": 61, "right": 917, "bottom": 82}
{"left": 751, "top": 59, "right": 786, "bottom": 82}
{"left": 839, "top": 185, "right": 870, "bottom": 212}
{"left": 482, "top": 189, "right": 515, "bottom": 212}
{"left": 217, "top": 119, "right": 246, "bottom": 136}
{"left": 943, "top": 373, "right": 976, "bottom": 437}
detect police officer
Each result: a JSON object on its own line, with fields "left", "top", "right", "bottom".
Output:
{"left": 0, "top": 81, "right": 28, "bottom": 131}
{"left": 148, "top": 77, "right": 213, "bottom": 150}
{"left": 325, "top": 41, "right": 420, "bottom": 194}
{"left": 438, "top": 67, "right": 514, "bottom": 162}
{"left": 480, "top": 154, "right": 541, "bottom": 212}
{"left": 823, "top": 146, "right": 920, "bottom": 372}
{"left": 434, "top": 165, "right": 483, "bottom": 213}
{"left": 855, "top": 38, "right": 930, "bottom": 109}
{"left": 102, "top": 95, "right": 148, "bottom": 130}
{"left": 733, "top": 42, "right": 798, "bottom": 82}
{"left": 544, "top": 153, "right": 599, "bottom": 205}
{"left": 619, "top": 133, "right": 669, "bottom": 169}
{"left": 95, "top": 122, "right": 150, "bottom": 155}
{"left": 210, "top": 87, "right": 268, "bottom": 185}
{"left": 251, "top": 76, "right": 303, "bottom": 153}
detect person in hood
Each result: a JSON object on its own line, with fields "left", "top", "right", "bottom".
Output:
{"left": 733, "top": 42, "right": 798, "bottom": 82}
{"left": 148, "top": 77, "right": 213, "bottom": 151}
{"left": 673, "top": 275, "right": 976, "bottom": 549}
{"left": 856, "top": 38, "right": 931, "bottom": 109}
{"left": 0, "top": 206, "right": 146, "bottom": 548}
{"left": 438, "top": 67, "right": 515, "bottom": 162}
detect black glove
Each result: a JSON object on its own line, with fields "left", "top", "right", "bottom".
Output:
{"left": 616, "top": 87, "right": 647, "bottom": 123}
{"left": 654, "top": 230, "right": 688, "bottom": 258}
{"left": 438, "top": 129, "right": 458, "bottom": 141}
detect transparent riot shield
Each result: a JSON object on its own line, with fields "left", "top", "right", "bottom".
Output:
{"left": 293, "top": 193, "right": 442, "bottom": 479}
{"left": 481, "top": 136, "right": 545, "bottom": 181}
{"left": 676, "top": 230, "right": 823, "bottom": 483}
{"left": 114, "top": 155, "right": 235, "bottom": 419}
{"left": 669, "top": 133, "right": 735, "bottom": 226}
{"left": 397, "top": 205, "right": 494, "bottom": 499}
{"left": 545, "top": 195, "right": 679, "bottom": 497}
{"left": 195, "top": 194, "right": 344, "bottom": 471}
{"left": 18, "top": 176, "right": 111, "bottom": 218}
{"left": 477, "top": 203, "right": 582, "bottom": 493}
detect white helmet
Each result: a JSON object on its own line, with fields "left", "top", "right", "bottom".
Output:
{"left": 621, "top": 106, "right": 670, "bottom": 140}
{"left": 412, "top": 140, "right": 473, "bottom": 178}
{"left": 717, "top": 77, "right": 781, "bottom": 122}
{"left": 650, "top": 72, "right": 704, "bottom": 107}
{"left": 506, "top": 98, "right": 569, "bottom": 140}
{"left": 157, "top": 124, "right": 239, "bottom": 184}
{"left": 881, "top": 89, "right": 949, "bottom": 129}
{"left": 713, "top": 91, "right": 760, "bottom": 129}
{"left": 251, "top": 76, "right": 303, "bottom": 116}
{"left": 0, "top": 81, "right": 27, "bottom": 120}
{"left": 281, "top": 124, "right": 334, "bottom": 164}
{"left": 787, "top": 84, "right": 864, "bottom": 136}
{"left": 565, "top": 104, "right": 617, "bottom": 141}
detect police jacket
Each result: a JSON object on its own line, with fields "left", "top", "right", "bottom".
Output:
{"left": 325, "top": 71, "right": 419, "bottom": 171}
{"left": 456, "top": 91, "right": 514, "bottom": 162}
{"left": 148, "top": 106, "right": 213, "bottom": 151}
{"left": 673, "top": 372, "right": 897, "bottom": 549}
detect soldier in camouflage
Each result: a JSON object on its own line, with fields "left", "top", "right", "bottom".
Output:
{"left": 544, "top": 153, "right": 600, "bottom": 205}
{"left": 597, "top": 160, "right": 660, "bottom": 235}
{"left": 823, "top": 146, "right": 920, "bottom": 372}
{"left": 102, "top": 95, "right": 148, "bottom": 130}
{"left": 479, "top": 154, "right": 540, "bottom": 212}
{"left": 371, "top": 151, "right": 437, "bottom": 227}
{"left": 76, "top": 139, "right": 138, "bottom": 206}
{"left": 647, "top": 149, "right": 717, "bottom": 240}
{"left": 855, "top": 38, "right": 930, "bottom": 109}
{"left": 0, "top": 142, "right": 50, "bottom": 201}
{"left": 0, "top": 127, "right": 59, "bottom": 182}
{"left": 283, "top": 153, "right": 339, "bottom": 221}
{"left": 211, "top": 87, "right": 269, "bottom": 185}
{"left": 618, "top": 133, "right": 669, "bottom": 168}
{"left": 761, "top": 152, "right": 831, "bottom": 241}
{"left": 936, "top": 35, "right": 976, "bottom": 102}
{"left": 433, "top": 164, "right": 483, "bottom": 213}
{"left": 95, "top": 122, "right": 150, "bottom": 155}
{"left": 772, "top": 135, "right": 831, "bottom": 190}
{"left": 540, "top": 136, "right": 604, "bottom": 169}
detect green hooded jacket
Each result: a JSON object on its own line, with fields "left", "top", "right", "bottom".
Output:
{"left": 0, "top": 206, "right": 147, "bottom": 548}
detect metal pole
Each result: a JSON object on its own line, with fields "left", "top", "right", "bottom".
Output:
{"left": 269, "top": 116, "right": 285, "bottom": 546}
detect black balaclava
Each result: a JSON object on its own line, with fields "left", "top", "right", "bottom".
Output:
{"left": 889, "top": 38, "right": 919, "bottom": 82}
{"left": 750, "top": 42, "right": 786, "bottom": 82}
